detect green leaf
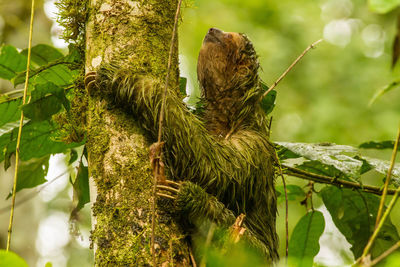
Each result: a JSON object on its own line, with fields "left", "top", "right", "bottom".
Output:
{"left": 320, "top": 186, "right": 400, "bottom": 259}
{"left": 297, "top": 160, "right": 349, "bottom": 179}
{"left": 359, "top": 140, "right": 399, "bottom": 150}
{"left": 0, "top": 120, "right": 84, "bottom": 164}
{"left": 277, "top": 141, "right": 400, "bottom": 185}
{"left": 355, "top": 155, "right": 374, "bottom": 175}
{"left": 21, "top": 44, "right": 64, "bottom": 67}
{"left": 362, "top": 156, "right": 400, "bottom": 186}
{"left": 277, "top": 142, "right": 361, "bottom": 178}
{"left": 71, "top": 161, "right": 89, "bottom": 214}
{"left": 12, "top": 62, "right": 76, "bottom": 87}
{"left": 369, "top": 81, "right": 400, "bottom": 106}
{"left": 260, "top": 82, "right": 276, "bottom": 115}
{"left": 276, "top": 144, "right": 301, "bottom": 160}
{"left": 179, "top": 77, "right": 187, "bottom": 96}
{"left": 288, "top": 211, "right": 325, "bottom": 267}
{"left": 11, "top": 44, "right": 77, "bottom": 86}
{"left": 22, "top": 82, "right": 69, "bottom": 121}
{"left": 368, "top": 0, "right": 400, "bottom": 14}
{"left": 0, "top": 45, "right": 27, "bottom": 80}
{"left": 0, "top": 250, "right": 28, "bottom": 267}
{"left": 7, "top": 156, "right": 49, "bottom": 199}
{"left": 0, "top": 98, "right": 23, "bottom": 128}
{"left": 276, "top": 184, "right": 306, "bottom": 204}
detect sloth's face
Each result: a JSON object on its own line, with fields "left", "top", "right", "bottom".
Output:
{"left": 197, "top": 28, "right": 259, "bottom": 100}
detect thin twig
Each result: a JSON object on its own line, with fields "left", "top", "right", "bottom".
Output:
{"left": 151, "top": 0, "right": 183, "bottom": 265}
{"left": 360, "top": 186, "right": 400, "bottom": 262}
{"left": 261, "top": 39, "right": 323, "bottom": 99}
{"left": 225, "top": 39, "right": 323, "bottom": 139}
{"left": 6, "top": 0, "right": 35, "bottom": 251}
{"left": 283, "top": 165, "right": 396, "bottom": 196}
{"left": 370, "top": 241, "right": 400, "bottom": 266}
{"left": 375, "top": 126, "right": 400, "bottom": 228}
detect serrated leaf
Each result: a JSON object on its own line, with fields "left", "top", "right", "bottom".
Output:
{"left": 0, "top": 45, "right": 27, "bottom": 80}
{"left": 0, "top": 120, "right": 84, "bottom": 164}
{"left": 320, "top": 186, "right": 400, "bottom": 259}
{"left": 260, "top": 82, "right": 276, "bottom": 115}
{"left": 22, "top": 82, "right": 69, "bottom": 121}
{"left": 276, "top": 184, "right": 306, "bottom": 204}
{"left": 71, "top": 161, "right": 89, "bottom": 215}
{"left": 179, "top": 77, "right": 187, "bottom": 96}
{"left": 288, "top": 211, "right": 325, "bottom": 267}
{"left": 0, "top": 250, "right": 28, "bottom": 267}
{"left": 359, "top": 140, "right": 399, "bottom": 150}
{"left": 368, "top": 0, "right": 400, "bottom": 14}
{"left": 6, "top": 156, "right": 49, "bottom": 199}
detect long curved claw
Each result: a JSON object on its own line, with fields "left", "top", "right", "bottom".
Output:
{"left": 157, "top": 192, "right": 175, "bottom": 200}
{"left": 157, "top": 185, "right": 179, "bottom": 194}
{"left": 84, "top": 71, "right": 98, "bottom": 94}
{"left": 156, "top": 179, "right": 181, "bottom": 200}
{"left": 163, "top": 179, "right": 181, "bottom": 188}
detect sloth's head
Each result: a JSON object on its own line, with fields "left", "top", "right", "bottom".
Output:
{"left": 197, "top": 28, "right": 260, "bottom": 102}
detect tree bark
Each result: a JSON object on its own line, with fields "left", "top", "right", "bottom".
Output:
{"left": 85, "top": 0, "right": 190, "bottom": 265}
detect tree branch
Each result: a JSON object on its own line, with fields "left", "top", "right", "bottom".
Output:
{"left": 261, "top": 39, "right": 323, "bottom": 99}
{"left": 282, "top": 164, "right": 396, "bottom": 196}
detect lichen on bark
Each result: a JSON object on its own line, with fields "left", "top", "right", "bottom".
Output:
{"left": 84, "top": 0, "right": 189, "bottom": 265}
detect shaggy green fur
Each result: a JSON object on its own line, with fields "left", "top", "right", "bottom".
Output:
{"left": 95, "top": 62, "right": 279, "bottom": 261}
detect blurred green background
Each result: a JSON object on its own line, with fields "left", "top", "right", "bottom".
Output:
{"left": 0, "top": 0, "right": 399, "bottom": 266}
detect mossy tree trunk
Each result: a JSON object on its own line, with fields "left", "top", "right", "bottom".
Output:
{"left": 85, "top": 0, "right": 190, "bottom": 265}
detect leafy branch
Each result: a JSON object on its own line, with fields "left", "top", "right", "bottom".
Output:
{"left": 283, "top": 165, "right": 396, "bottom": 196}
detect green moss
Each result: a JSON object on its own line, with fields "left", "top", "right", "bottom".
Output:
{"left": 78, "top": 0, "right": 192, "bottom": 265}
{"left": 53, "top": 0, "right": 89, "bottom": 144}
{"left": 53, "top": 69, "right": 87, "bottom": 144}
{"left": 56, "top": 0, "right": 88, "bottom": 49}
